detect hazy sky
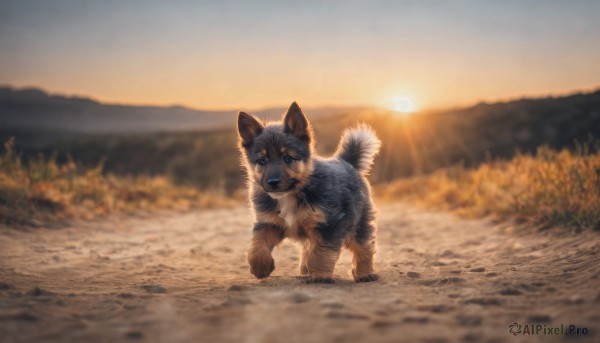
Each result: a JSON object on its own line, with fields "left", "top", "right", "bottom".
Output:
{"left": 1, "top": 0, "right": 599, "bottom": 110}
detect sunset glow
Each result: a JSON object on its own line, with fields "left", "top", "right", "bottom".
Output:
{"left": 389, "top": 95, "right": 416, "bottom": 114}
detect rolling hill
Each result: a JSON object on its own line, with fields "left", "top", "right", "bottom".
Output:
{"left": 1, "top": 85, "right": 599, "bottom": 194}
{"left": 0, "top": 86, "right": 355, "bottom": 134}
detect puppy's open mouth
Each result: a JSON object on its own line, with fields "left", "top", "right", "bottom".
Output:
{"left": 266, "top": 180, "right": 299, "bottom": 199}
{"left": 267, "top": 191, "right": 292, "bottom": 199}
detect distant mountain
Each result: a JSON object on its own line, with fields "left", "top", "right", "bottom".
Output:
{"left": 1, "top": 85, "right": 599, "bottom": 192}
{"left": 0, "top": 86, "right": 354, "bottom": 134}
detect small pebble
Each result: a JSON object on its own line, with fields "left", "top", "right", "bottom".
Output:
{"left": 140, "top": 284, "right": 166, "bottom": 294}
{"left": 290, "top": 292, "right": 311, "bottom": 304}
{"left": 227, "top": 285, "right": 246, "bottom": 292}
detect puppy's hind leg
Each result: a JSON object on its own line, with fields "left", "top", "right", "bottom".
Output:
{"left": 346, "top": 235, "right": 378, "bottom": 283}
{"left": 304, "top": 236, "right": 341, "bottom": 284}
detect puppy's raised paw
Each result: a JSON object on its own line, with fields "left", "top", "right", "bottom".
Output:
{"left": 249, "top": 254, "right": 275, "bottom": 279}
{"left": 354, "top": 273, "right": 379, "bottom": 283}
{"left": 305, "top": 276, "right": 336, "bottom": 284}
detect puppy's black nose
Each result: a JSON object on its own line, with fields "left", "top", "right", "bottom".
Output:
{"left": 267, "top": 178, "right": 280, "bottom": 187}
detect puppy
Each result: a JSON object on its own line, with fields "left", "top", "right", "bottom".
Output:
{"left": 237, "top": 102, "right": 380, "bottom": 283}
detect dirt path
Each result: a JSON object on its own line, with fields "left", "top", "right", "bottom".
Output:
{"left": 1, "top": 203, "right": 599, "bottom": 343}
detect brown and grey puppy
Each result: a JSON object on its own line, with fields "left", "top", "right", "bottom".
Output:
{"left": 237, "top": 102, "right": 381, "bottom": 283}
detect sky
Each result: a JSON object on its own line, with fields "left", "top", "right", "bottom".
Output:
{"left": 1, "top": 0, "right": 599, "bottom": 111}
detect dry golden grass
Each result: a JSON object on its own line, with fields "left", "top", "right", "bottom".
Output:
{"left": 0, "top": 139, "right": 234, "bottom": 225}
{"left": 377, "top": 145, "right": 600, "bottom": 230}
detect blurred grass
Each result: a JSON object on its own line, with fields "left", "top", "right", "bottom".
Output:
{"left": 377, "top": 145, "right": 600, "bottom": 231}
{"left": 3, "top": 131, "right": 600, "bottom": 231}
{"left": 0, "top": 138, "right": 235, "bottom": 226}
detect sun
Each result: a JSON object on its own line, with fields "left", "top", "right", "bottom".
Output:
{"left": 390, "top": 95, "right": 416, "bottom": 114}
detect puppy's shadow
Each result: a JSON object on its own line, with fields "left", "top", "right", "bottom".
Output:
{"left": 247, "top": 274, "right": 379, "bottom": 288}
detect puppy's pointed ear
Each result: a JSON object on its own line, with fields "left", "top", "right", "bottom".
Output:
{"left": 237, "top": 112, "right": 264, "bottom": 147}
{"left": 283, "top": 102, "right": 311, "bottom": 142}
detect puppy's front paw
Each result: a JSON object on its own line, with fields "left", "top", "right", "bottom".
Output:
{"left": 305, "top": 276, "right": 335, "bottom": 284}
{"left": 248, "top": 252, "right": 275, "bottom": 279}
{"left": 354, "top": 273, "right": 379, "bottom": 283}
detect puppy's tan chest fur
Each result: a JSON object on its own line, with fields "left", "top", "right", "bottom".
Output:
{"left": 274, "top": 195, "right": 325, "bottom": 240}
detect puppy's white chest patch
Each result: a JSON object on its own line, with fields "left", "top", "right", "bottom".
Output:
{"left": 276, "top": 195, "right": 297, "bottom": 227}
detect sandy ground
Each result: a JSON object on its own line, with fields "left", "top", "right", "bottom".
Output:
{"left": 0, "top": 203, "right": 599, "bottom": 343}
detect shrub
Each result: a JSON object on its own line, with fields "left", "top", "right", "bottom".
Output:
{"left": 378, "top": 145, "right": 600, "bottom": 231}
{"left": 0, "top": 138, "right": 233, "bottom": 225}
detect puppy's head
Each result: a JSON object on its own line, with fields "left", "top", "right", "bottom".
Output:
{"left": 237, "top": 102, "right": 314, "bottom": 198}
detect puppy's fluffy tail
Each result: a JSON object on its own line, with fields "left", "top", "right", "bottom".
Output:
{"left": 334, "top": 124, "right": 381, "bottom": 175}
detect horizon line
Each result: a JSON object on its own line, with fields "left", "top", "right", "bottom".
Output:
{"left": 2, "top": 83, "right": 599, "bottom": 114}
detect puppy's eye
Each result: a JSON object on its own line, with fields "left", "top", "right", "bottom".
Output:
{"left": 256, "top": 157, "right": 268, "bottom": 166}
{"left": 283, "top": 155, "right": 294, "bottom": 164}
